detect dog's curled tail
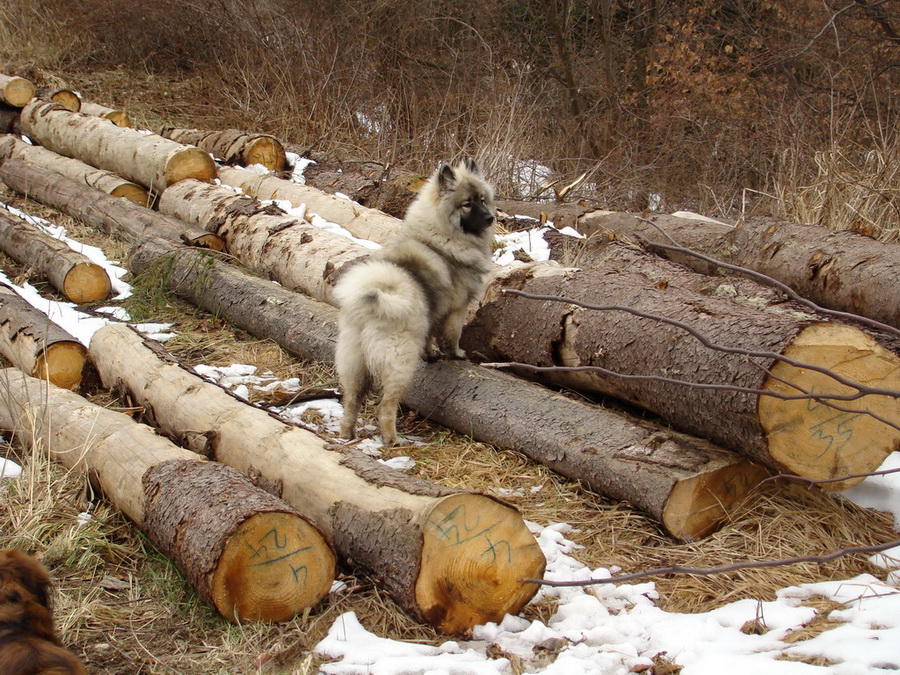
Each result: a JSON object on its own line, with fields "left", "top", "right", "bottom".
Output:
{"left": 334, "top": 261, "right": 425, "bottom": 323}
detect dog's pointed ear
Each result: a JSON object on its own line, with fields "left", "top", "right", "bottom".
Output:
{"left": 438, "top": 162, "right": 457, "bottom": 192}
{"left": 464, "top": 157, "right": 481, "bottom": 175}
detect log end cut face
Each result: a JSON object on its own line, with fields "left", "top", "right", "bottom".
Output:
{"left": 415, "top": 494, "right": 546, "bottom": 635}
{"left": 210, "top": 511, "right": 336, "bottom": 623}
{"left": 164, "top": 147, "right": 218, "bottom": 187}
{"left": 32, "top": 341, "right": 88, "bottom": 390}
{"left": 63, "top": 262, "right": 112, "bottom": 303}
{"left": 243, "top": 136, "right": 287, "bottom": 172}
{"left": 109, "top": 182, "right": 150, "bottom": 207}
{"left": 759, "top": 322, "right": 900, "bottom": 490}
{"left": 2, "top": 77, "right": 36, "bottom": 107}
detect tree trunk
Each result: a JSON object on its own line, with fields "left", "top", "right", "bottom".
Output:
{"left": 0, "top": 369, "right": 336, "bottom": 623}
{"left": 581, "top": 210, "right": 900, "bottom": 330}
{"left": 0, "top": 74, "right": 34, "bottom": 107}
{"left": 218, "top": 165, "right": 400, "bottom": 243}
{"left": 128, "top": 237, "right": 769, "bottom": 541}
{"left": 35, "top": 88, "right": 81, "bottom": 112}
{"left": 79, "top": 101, "right": 131, "bottom": 127}
{"left": 157, "top": 179, "right": 368, "bottom": 303}
{"left": 0, "top": 157, "right": 224, "bottom": 250}
{"left": 159, "top": 127, "right": 286, "bottom": 171}
{"left": 17, "top": 101, "right": 215, "bottom": 192}
{"left": 88, "top": 322, "right": 546, "bottom": 636}
{"left": 0, "top": 209, "right": 112, "bottom": 303}
{"left": 463, "top": 258, "right": 900, "bottom": 489}
{"left": 1, "top": 135, "right": 150, "bottom": 206}
{"left": 0, "top": 284, "right": 87, "bottom": 389}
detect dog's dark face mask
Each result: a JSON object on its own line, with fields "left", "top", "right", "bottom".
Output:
{"left": 459, "top": 196, "right": 495, "bottom": 235}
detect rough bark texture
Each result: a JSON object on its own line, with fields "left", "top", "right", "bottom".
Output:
{"left": 583, "top": 211, "right": 900, "bottom": 330}
{"left": 89, "top": 323, "right": 545, "bottom": 635}
{"left": 0, "top": 157, "right": 223, "bottom": 249}
{"left": 218, "top": 165, "right": 401, "bottom": 243}
{"left": 159, "top": 127, "right": 286, "bottom": 171}
{"left": 0, "top": 284, "right": 87, "bottom": 389}
{"left": 35, "top": 88, "right": 81, "bottom": 112}
{"left": 463, "top": 259, "right": 900, "bottom": 487}
{"left": 0, "top": 208, "right": 112, "bottom": 303}
{"left": 1, "top": 135, "right": 149, "bottom": 205}
{"left": 78, "top": 101, "right": 131, "bottom": 127}
{"left": 0, "top": 74, "right": 34, "bottom": 107}
{"left": 0, "top": 369, "right": 332, "bottom": 623}
{"left": 128, "top": 238, "right": 768, "bottom": 541}
{"left": 17, "top": 101, "right": 214, "bottom": 192}
{"left": 143, "top": 459, "right": 335, "bottom": 622}
{"left": 157, "top": 179, "right": 369, "bottom": 303}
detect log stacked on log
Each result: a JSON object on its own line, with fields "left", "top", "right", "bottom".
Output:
{"left": 79, "top": 101, "right": 131, "bottom": 127}
{"left": 0, "top": 284, "right": 88, "bottom": 390}
{"left": 89, "top": 322, "right": 546, "bottom": 635}
{"left": 0, "top": 369, "right": 336, "bottom": 623}
{"left": 159, "top": 127, "right": 286, "bottom": 171}
{"left": 0, "top": 74, "right": 35, "bottom": 107}
{"left": 35, "top": 88, "right": 81, "bottom": 112}
{"left": 1, "top": 135, "right": 150, "bottom": 206}
{"left": 462, "top": 250, "right": 900, "bottom": 490}
{"left": 17, "top": 101, "right": 214, "bottom": 192}
{"left": 0, "top": 208, "right": 111, "bottom": 303}
{"left": 129, "top": 237, "right": 770, "bottom": 541}
{"left": 0, "top": 157, "right": 224, "bottom": 250}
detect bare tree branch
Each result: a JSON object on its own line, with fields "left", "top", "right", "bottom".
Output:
{"left": 761, "top": 465, "right": 900, "bottom": 488}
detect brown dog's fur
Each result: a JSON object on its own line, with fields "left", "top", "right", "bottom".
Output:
{"left": 0, "top": 549, "right": 87, "bottom": 674}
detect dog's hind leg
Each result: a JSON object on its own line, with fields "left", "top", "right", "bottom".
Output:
{"left": 376, "top": 356, "right": 419, "bottom": 446}
{"left": 337, "top": 347, "right": 369, "bottom": 440}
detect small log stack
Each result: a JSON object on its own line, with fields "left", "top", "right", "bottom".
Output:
{"left": 79, "top": 101, "right": 131, "bottom": 127}
{"left": 160, "top": 127, "right": 286, "bottom": 171}
{"left": 0, "top": 369, "right": 336, "bottom": 623}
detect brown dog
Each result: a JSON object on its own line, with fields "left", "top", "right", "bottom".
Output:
{"left": 0, "top": 549, "right": 87, "bottom": 674}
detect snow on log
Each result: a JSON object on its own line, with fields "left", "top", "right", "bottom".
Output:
{"left": 159, "top": 127, "right": 286, "bottom": 171}
{"left": 0, "top": 208, "right": 111, "bottom": 303}
{"left": 79, "top": 101, "right": 131, "bottom": 127}
{"left": 218, "top": 165, "right": 400, "bottom": 242}
{"left": 128, "top": 237, "right": 769, "bottom": 541}
{"left": 17, "top": 101, "right": 214, "bottom": 192}
{"left": 157, "top": 179, "right": 367, "bottom": 303}
{"left": 0, "top": 74, "right": 35, "bottom": 107}
{"left": 89, "top": 321, "right": 546, "bottom": 635}
{"left": 0, "top": 284, "right": 87, "bottom": 389}
{"left": 463, "top": 253, "right": 900, "bottom": 490}
{"left": 35, "top": 88, "right": 81, "bottom": 112}
{"left": 0, "top": 368, "right": 336, "bottom": 622}
{"left": 1, "top": 135, "right": 150, "bottom": 206}
{"left": 0, "top": 157, "right": 224, "bottom": 250}
{"left": 580, "top": 211, "right": 900, "bottom": 330}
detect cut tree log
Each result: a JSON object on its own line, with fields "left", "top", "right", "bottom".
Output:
{"left": 89, "top": 322, "right": 546, "bottom": 635}
{"left": 0, "top": 157, "right": 224, "bottom": 250}
{"left": 157, "top": 179, "right": 368, "bottom": 303}
{"left": 218, "top": 165, "right": 400, "bottom": 242}
{"left": 0, "top": 284, "right": 87, "bottom": 389}
{"left": 79, "top": 101, "right": 131, "bottom": 127}
{"left": 35, "top": 88, "right": 81, "bottom": 112}
{"left": 1, "top": 135, "right": 150, "bottom": 206}
{"left": 0, "top": 208, "right": 111, "bottom": 303}
{"left": 581, "top": 211, "right": 900, "bottom": 330}
{"left": 159, "top": 127, "right": 286, "bottom": 171}
{"left": 17, "top": 101, "right": 215, "bottom": 192}
{"left": 0, "top": 74, "right": 35, "bottom": 107}
{"left": 0, "top": 106, "right": 18, "bottom": 133}
{"left": 128, "top": 236, "right": 770, "bottom": 541}
{"left": 0, "top": 368, "right": 336, "bottom": 622}
{"left": 462, "top": 255, "right": 900, "bottom": 489}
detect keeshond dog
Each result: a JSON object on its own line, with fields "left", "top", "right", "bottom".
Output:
{"left": 335, "top": 158, "right": 495, "bottom": 445}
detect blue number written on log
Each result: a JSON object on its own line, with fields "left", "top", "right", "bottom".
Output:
{"left": 246, "top": 528, "right": 312, "bottom": 568}
{"left": 427, "top": 505, "right": 512, "bottom": 564}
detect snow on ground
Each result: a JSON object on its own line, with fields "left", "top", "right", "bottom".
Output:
{"left": 2, "top": 185, "right": 899, "bottom": 674}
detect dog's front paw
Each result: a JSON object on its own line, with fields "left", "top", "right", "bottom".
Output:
{"left": 450, "top": 347, "right": 467, "bottom": 359}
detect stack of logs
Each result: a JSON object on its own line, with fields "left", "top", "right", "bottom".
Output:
{"left": 0, "top": 74, "right": 897, "bottom": 635}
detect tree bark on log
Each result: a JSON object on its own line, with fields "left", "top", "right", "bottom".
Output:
{"left": 463, "top": 257, "right": 900, "bottom": 489}
{"left": 0, "top": 74, "right": 34, "bottom": 108}
{"left": 0, "top": 157, "right": 224, "bottom": 250}
{"left": 89, "top": 322, "right": 546, "bottom": 635}
{"left": 17, "top": 101, "right": 214, "bottom": 192}
{"left": 35, "top": 88, "right": 81, "bottom": 112}
{"left": 581, "top": 210, "right": 900, "bottom": 330}
{"left": 1, "top": 135, "right": 150, "bottom": 206}
{"left": 0, "top": 284, "right": 87, "bottom": 389}
{"left": 159, "top": 127, "right": 286, "bottom": 171}
{"left": 0, "top": 208, "right": 112, "bottom": 303}
{"left": 217, "top": 165, "right": 400, "bottom": 243}
{"left": 78, "top": 101, "right": 131, "bottom": 128}
{"left": 128, "top": 237, "right": 769, "bottom": 541}
{"left": 157, "top": 179, "right": 368, "bottom": 303}
{"left": 0, "top": 369, "right": 336, "bottom": 622}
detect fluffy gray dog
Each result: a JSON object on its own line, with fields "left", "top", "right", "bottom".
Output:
{"left": 335, "top": 158, "right": 495, "bottom": 444}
